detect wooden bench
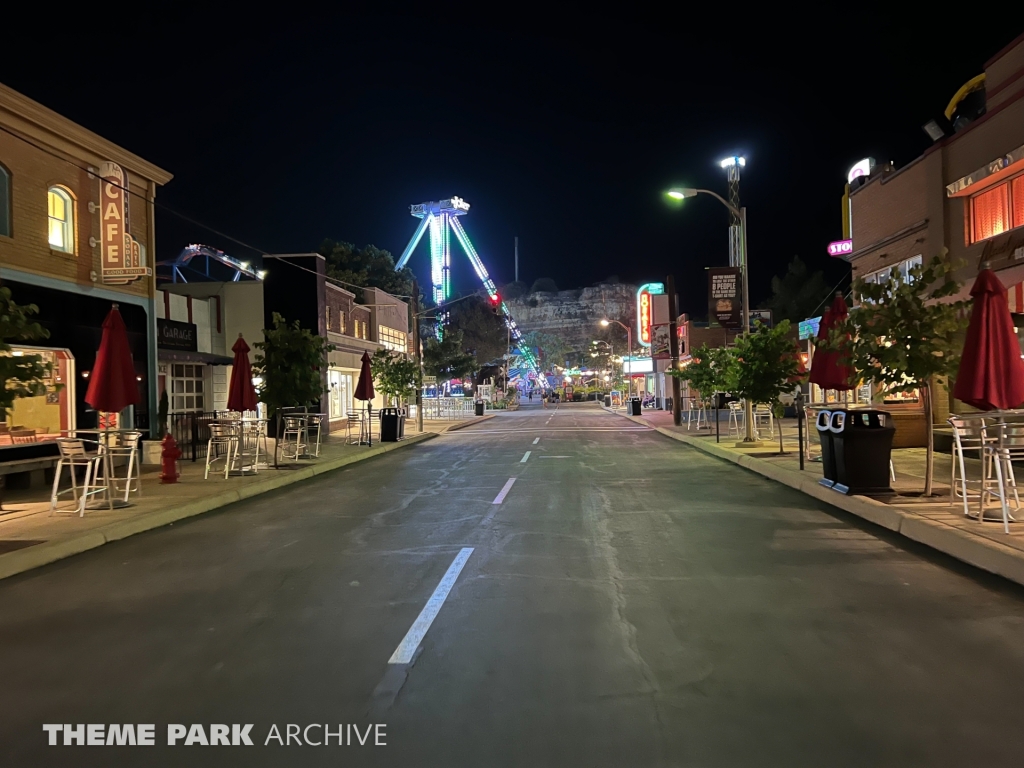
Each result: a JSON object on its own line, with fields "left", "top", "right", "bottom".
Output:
{"left": 0, "top": 456, "right": 61, "bottom": 495}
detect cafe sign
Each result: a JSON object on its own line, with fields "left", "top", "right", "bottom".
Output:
{"left": 99, "top": 161, "right": 150, "bottom": 284}
{"left": 157, "top": 318, "right": 198, "bottom": 351}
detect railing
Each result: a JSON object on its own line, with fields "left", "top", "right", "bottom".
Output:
{"left": 167, "top": 411, "right": 219, "bottom": 462}
{"left": 421, "top": 397, "right": 476, "bottom": 420}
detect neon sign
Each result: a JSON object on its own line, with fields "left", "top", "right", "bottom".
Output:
{"left": 847, "top": 158, "right": 875, "bottom": 184}
{"left": 828, "top": 239, "right": 853, "bottom": 257}
{"left": 637, "top": 282, "right": 664, "bottom": 348}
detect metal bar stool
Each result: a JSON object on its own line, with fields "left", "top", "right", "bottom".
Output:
{"left": 50, "top": 438, "right": 111, "bottom": 516}
{"left": 205, "top": 422, "right": 239, "bottom": 480}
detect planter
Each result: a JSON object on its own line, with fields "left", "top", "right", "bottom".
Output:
{"left": 141, "top": 440, "right": 163, "bottom": 466}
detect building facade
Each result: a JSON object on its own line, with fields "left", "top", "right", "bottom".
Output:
{"left": 0, "top": 82, "right": 172, "bottom": 436}
{"left": 846, "top": 33, "right": 1024, "bottom": 430}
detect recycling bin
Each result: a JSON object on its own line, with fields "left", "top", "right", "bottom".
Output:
{"left": 398, "top": 408, "right": 406, "bottom": 438}
{"left": 380, "top": 408, "right": 401, "bottom": 442}
{"left": 816, "top": 409, "right": 839, "bottom": 488}
{"left": 475, "top": 401, "right": 485, "bottom": 417}
{"left": 830, "top": 409, "right": 895, "bottom": 495}
{"left": 629, "top": 397, "right": 642, "bottom": 416}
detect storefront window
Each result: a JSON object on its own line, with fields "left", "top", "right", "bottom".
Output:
{"left": 170, "top": 364, "right": 205, "bottom": 412}
{"left": 328, "top": 370, "right": 352, "bottom": 418}
{"left": 378, "top": 325, "right": 407, "bottom": 352}
{"left": 2, "top": 346, "right": 74, "bottom": 443}
{"left": 971, "top": 183, "right": 1011, "bottom": 243}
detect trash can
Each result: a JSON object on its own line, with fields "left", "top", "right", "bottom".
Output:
{"left": 474, "top": 401, "right": 485, "bottom": 417}
{"left": 830, "top": 409, "right": 895, "bottom": 495}
{"left": 816, "top": 409, "right": 838, "bottom": 488}
{"left": 604, "top": 395, "right": 612, "bottom": 407}
{"left": 398, "top": 408, "right": 406, "bottom": 438}
{"left": 380, "top": 407, "right": 401, "bottom": 442}
{"left": 629, "top": 397, "right": 642, "bottom": 416}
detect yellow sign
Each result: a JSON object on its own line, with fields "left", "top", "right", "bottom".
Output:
{"left": 98, "top": 161, "right": 150, "bottom": 284}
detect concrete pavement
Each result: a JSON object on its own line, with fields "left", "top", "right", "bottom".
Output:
{"left": 1, "top": 404, "right": 1023, "bottom": 766}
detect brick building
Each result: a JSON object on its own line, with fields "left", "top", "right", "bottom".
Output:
{"left": 0, "top": 82, "right": 172, "bottom": 436}
{"left": 845, "top": 33, "right": 1024, "bottom": 435}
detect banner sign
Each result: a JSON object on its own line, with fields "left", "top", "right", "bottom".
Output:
{"left": 749, "top": 309, "right": 773, "bottom": 328}
{"left": 650, "top": 323, "right": 671, "bottom": 360}
{"left": 637, "top": 282, "right": 665, "bottom": 347}
{"left": 799, "top": 316, "right": 822, "bottom": 340}
{"left": 828, "top": 239, "right": 853, "bottom": 257}
{"left": 99, "top": 161, "right": 149, "bottom": 284}
{"left": 708, "top": 267, "right": 742, "bottom": 329}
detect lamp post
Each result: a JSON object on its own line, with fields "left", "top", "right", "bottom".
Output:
{"left": 600, "top": 319, "right": 632, "bottom": 398}
{"left": 591, "top": 339, "right": 613, "bottom": 397}
{"left": 667, "top": 184, "right": 756, "bottom": 443}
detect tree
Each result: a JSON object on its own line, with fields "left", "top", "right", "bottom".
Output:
{"left": 423, "top": 330, "right": 477, "bottom": 386}
{"left": 252, "top": 313, "right": 334, "bottom": 467}
{"left": 530, "top": 277, "right": 558, "bottom": 293}
{"left": 318, "top": 240, "right": 415, "bottom": 300}
{"left": 447, "top": 295, "right": 508, "bottom": 366}
{"left": 0, "top": 284, "right": 53, "bottom": 425}
{"left": 827, "top": 250, "right": 969, "bottom": 495}
{"left": 732, "top": 321, "right": 803, "bottom": 453}
{"left": 371, "top": 349, "right": 420, "bottom": 407}
{"left": 670, "top": 343, "right": 738, "bottom": 405}
{"left": 762, "top": 256, "right": 830, "bottom": 323}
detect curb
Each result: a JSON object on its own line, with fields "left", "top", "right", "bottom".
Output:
{"left": 0, "top": 432, "right": 437, "bottom": 582}
{"left": 602, "top": 406, "right": 1024, "bottom": 588}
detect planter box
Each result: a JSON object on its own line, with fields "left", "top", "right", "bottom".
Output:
{"left": 141, "top": 440, "right": 163, "bottom": 466}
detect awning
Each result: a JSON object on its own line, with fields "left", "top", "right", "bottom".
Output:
{"left": 158, "top": 349, "right": 234, "bottom": 365}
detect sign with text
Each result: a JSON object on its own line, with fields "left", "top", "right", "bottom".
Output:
{"left": 157, "top": 318, "right": 198, "bottom": 351}
{"left": 708, "top": 267, "right": 742, "bottom": 329}
{"left": 636, "top": 282, "right": 665, "bottom": 347}
{"left": 650, "top": 323, "right": 671, "bottom": 360}
{"left": 99, "top": 161, "right": 149, "bottom": 284}
{"left": 828, "top": 239, "right": 853, "bottom": 257}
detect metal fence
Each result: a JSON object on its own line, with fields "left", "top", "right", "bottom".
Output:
{"left": 421, "top": 398, "right": 476, "bottom": 420}
{"left": 167, "top": 411, "right": 218, "bottom": 462}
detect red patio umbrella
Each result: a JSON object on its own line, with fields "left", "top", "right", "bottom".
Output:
{"left": 354, "top": 351, "right": 375, "bottom": 402}
{"left": 809, "top": 293, "right": 855, "bottom": 392}
{"left": 85, "top": 304, "right": 140, "bottom": 414}
{"left": 227, "top": 334, "right": 259, "bottom": 412}
{"left": 953, "top": 269, "right": 1024, "bottom": 410}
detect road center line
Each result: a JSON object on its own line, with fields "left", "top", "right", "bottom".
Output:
{"left": 521, "top": 451, "right": 531, "bottom": 463}
{"left": 388, "top": 547, "right": 474, "bottom": 665}
{"left": 532, "top": 437, "right": 540, "bottom": 444}
{"left": 539, "top": 455, "right": 571, "bottom": 458}
{"left": 492, "top": 477, "right": 517, "bottom": 504}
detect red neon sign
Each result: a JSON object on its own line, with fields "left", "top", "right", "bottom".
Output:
{"left": 640, "top": 292, "right": 652, "bottom": 343}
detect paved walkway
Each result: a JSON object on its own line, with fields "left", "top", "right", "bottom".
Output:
{"left": 0, "top": 416, "right": 490, "bottom": 580}
{"left": 606, "top": 406, "right": 1024, "bottom": 587}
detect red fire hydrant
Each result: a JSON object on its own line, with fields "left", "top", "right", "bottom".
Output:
{"left": 160, "top": 433, "right": 181, "bottom": 484}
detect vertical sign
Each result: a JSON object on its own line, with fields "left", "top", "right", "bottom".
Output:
{"left": 98, "top": 161, "right": 149, "bottom": 284}
{"left": 708, "top": 267, "right": 742, "bottom": 329}
{"left": 636, "top": 282, "right": 665, "bottom": 348}
{"left": 650, "top": 293, "right": 671, "bottom": 359}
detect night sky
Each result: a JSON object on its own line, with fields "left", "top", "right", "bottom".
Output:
{"left": 5, "top": 14, "right": 1019, "bottom": 316}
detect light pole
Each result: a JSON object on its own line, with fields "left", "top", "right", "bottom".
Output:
{"left": 667, "top": 185, "right": 756, "bottom": 443}
{"left": 600, "top": 319, "right": 632, "bottom": 398}
{"left": 590, "top": 340, "right": 613, "bottom": 395}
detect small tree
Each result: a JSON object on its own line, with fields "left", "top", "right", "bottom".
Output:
{"left": 732, "top": 321, "right": 803, "bottom": 452}
{"left": 253, "top": 313, "right": 334, "bottom": 467}
{"left": 827, "top": 250, "right": 969, "bottom": 495}
{"left": 670, "top": 343, "right": 737, "bottom": 409}
{"left": 423, "top": 330, "right": 477, "bottom": 389}
{"left": 371, "top": 349, "right": 421, "bottom": 406}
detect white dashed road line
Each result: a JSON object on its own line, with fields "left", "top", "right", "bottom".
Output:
{"left": 521, "top": 451, "right": 531, "bottom": 463}
{"left": 491, "top": 477, "right": 517, "bottom": 504}
{"left": 532, "top": 437, "right": 540, "bottom": 444}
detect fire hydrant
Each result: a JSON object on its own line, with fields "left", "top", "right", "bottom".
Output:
{"left": 160, "top": 433, "right": 181, "bottom": 484}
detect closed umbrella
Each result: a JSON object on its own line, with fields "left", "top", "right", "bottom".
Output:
{"left": 354, "top": 351, "right": 375, "bottom": 445}
{"left": 953, "top": 269, "right": 1024, "bottom": 410}
{"left": 227, "top": 334, "right": 258, "bottom": 412}
{"left": 85, "top": 304, "right": 140, "bottom": 417}
{"left": 809, "top": 293, "right": 855, "bottom": 393}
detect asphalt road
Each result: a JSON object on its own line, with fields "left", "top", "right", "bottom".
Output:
{"left": 1, "top": 404, "right": 1024, "bottom": 767}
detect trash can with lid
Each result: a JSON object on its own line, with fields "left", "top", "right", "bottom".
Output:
{"left": 475, "top": 401, "right": 485, "bottom": 417}
{"left": 629, "top": 397, "right": 642, "bottom": 416}
{"left": 380, "top": 407, "right": 401, "bottom": 442}
{"left": 398, "top": 407, "right": 406, "bottom": 438}
{"left": 830, "top": 409, "right": 895, "bottom": 495}
{"left": 604, "top": 395, "right": 612, "bottom": 407}
{"left": 816, "top": 409, "right": 839, "bottom": 488}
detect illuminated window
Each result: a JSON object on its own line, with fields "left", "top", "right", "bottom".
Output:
{"left": 339, "top": 311, "right": 345, "bottom": 334}
{"left": 326, "top": 306, "right": 332, "bottom": 331}
{"left": 328, "top": 370, "right": 352, "bottom": 419}
{"left": 169, "top": 364, "right": 204, "bottom": 412}
{"left": 971, "top": 182, "right": 1010, "bottom": 243}
{"left": 47, "top": 186, "right": 74, "bottom": 253}
{"left": 378, "top": 325, "right": 408, "bottom": 353}
{"left": 0, "top": 163, "right": 10, "bottom": 237}
{"left": 1012, "top": 176, "right": 1024, "bottom": 229}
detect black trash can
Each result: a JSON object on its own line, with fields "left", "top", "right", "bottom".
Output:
{"left": 629, "top": 397, "right": 642, "bottom": 416}
{"left": 816, "top": 409, "right": 838, "bottom": 488}
{"left": 398, "top": 408, "right": 406, "bottom": 439}
{"left": 604, "top": 395, "right": 612, "bottom": 407}
{"left": 830, "top": 409, "right": 895, "bottom": 495}
{"left": 380, "top": 407, "right": 401, "bottom": 442}
{"left": 474, "top": 401, "right": 485, "bottom": 416}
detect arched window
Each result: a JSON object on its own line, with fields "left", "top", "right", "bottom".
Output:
{"left": 47, "top": 186, "right": 74, "bottom": 253}
{"left": 0, "top": 164, "right": 10, "bottom": 238}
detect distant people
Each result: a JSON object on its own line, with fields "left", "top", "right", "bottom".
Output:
{"left": 542, "top": 391, "right": 548, "bottom": 409}
{"left": 529, "top": 390, "right": 533, "bottom": 402}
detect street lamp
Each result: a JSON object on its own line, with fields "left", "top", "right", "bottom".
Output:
{"left": 600, "top": 319, "right": 633, "bottom": 398}
{"left": 666, "top": 184, "right": 756, "bottom": 443}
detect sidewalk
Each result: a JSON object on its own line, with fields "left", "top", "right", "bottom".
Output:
{"left": 606, "top": 406, "right": 1024, "bottom": 588}
{"left": 0, "top": 415, "right": 492, "bottom": 581}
